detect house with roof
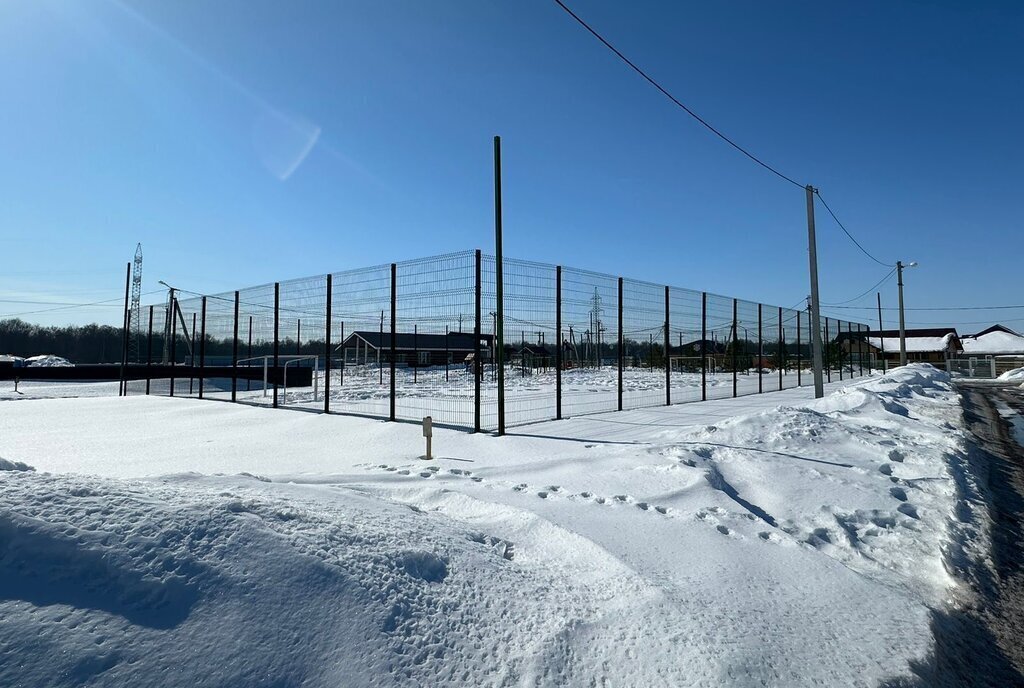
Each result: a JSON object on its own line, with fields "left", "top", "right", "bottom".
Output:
{"left": 959, "top": 324, "right": 1024, "bottom": 356}
{"left": 836, "top": 328, "right": 961, "bottom": 367}
{"left": 338, "top": 331, "right": 493, "bottom": 367}
{"left": 957, "top": 324, "right": 1024, "bottom": 376}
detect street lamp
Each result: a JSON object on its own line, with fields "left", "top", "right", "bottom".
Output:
{"left": 896, "top": 261, "right": 918, "bottom": 366}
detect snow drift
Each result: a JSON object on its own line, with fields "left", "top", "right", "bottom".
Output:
{"left": 0, "top": 364, "right": 989, "bottom": 686}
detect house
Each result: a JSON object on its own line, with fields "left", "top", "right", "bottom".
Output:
{"left": 337, "top": 331, "right": 493, "bottom": 367}
{"left": 959, "top": 324, "right": 1024, "bottom": 356}
{"left": 836, "top": 328, "right": 960, "bottom": 366}
{"left": 958, "top": 324, "right": 1024, "bottom": 376}
{"left": 515, "top": 344, "right": 554, "bottom": 371}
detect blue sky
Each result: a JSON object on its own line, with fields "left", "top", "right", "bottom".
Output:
{"left": 1, "top": 0, "right": 1021, "bottom": 331}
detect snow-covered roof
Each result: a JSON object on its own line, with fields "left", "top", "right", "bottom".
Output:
{"left": 868, "top": 333, "right": 956, "bottom": 353}
{"left": 960, "top": 330, "right": 1024, "bottom": 355}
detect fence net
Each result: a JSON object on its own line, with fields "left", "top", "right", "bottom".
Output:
{"left": 127, "top": 250, "right": 871, "bottom": 431}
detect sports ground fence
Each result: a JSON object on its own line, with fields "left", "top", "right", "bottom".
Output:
{"left": 121, "top": 250, "right": 872, "bottom": 433}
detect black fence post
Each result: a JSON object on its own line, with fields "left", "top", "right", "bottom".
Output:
{"left": 296, "top": 320, "right": 301, "bottom": 356}
{"left": 664, "top": 285, "right": 670, "bottom": 406}
{"left": 119, "top": 261, "right": 131, "bottom": 395}
{"left": 189, "top": 312, "right": 196, "bottom": 395}
{"left": 146, "top": 305, "right": 153, "bottom": 395}
{"left": 474, "top": 249, "right": 482, "bottom": 432}
{"left": 797, "top": 310, "right": 803, "bottom": 387}
{"left": 859, "top": 323, "right": 865, "bottom": 377}
{"left": 198, "top": 297, "right": 207, "bottom": 399}
{"left": 273, "top": 282, "right": 280, "bottom": 408}
{"left": 120, "top": 261, "right": 133, "bottom": 397}
{"left": 778, "top": 306, "right": 784, "bottom": 391}
{"left": 732, "top": 298, "right": 738, "bottom": 398}
{"left": 825, "top": 317, "right": 831, "bottom": 384}
{"left": 389, "top": 263, "right": 396, "bottom": 422}
{"left": 445, "top": 326, "right": 449, "bottom": 382}
{"left": 701, "top": 291, "right": 707, "bottom": 402}
{"left": 617, "top": 277, "right": 623, "bottom": 412}
{"left": 757, "top": 303, "right": 763, "bottom": 394}
{"left": 839, "top": 320, "right": 845, "bottom": 381}
{"left": 247, "top": 316, "right": 253, "bottom": 392}
{"left": 231, "top": 291, "right": 239, "bottom": 402}
{"left": 556, "top": 265, "right": 563, "bottom": 420}
{"left": 325, "top": 274, "right": 332, "bottom": 413}
{"left": 169, "top": 298, "right": 177, "bottom": 397}
{"left": 340, "top": 322, "right": 345, "bottom": 387}
{"left": 413, "top": 324, "right": 418, "bottom": 384}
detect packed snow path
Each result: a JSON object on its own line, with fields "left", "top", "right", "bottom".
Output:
{"left": 0, "top": 366, "right": 995, "bottom": 686}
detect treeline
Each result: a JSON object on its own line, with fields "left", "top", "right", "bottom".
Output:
{"left": 0, "top": 319, "right": 125, "bottom": 363}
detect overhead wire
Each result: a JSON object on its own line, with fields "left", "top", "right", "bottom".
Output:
{"left": 552, "top": 0, "right": 896, "bottom": 271}
{"left": 551, "top": 0, "right": 804, "bottom": 189}
{"left": 820, "top": 267, "right": 897, "bottom": 307}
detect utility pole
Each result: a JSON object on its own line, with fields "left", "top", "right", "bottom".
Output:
{"left": 494, "top": 135, "right": 505, "bottom": 436}
{"left": 159, "top": 281, "right": 176, "bottom": 364}
{"left": 876, "top": 291, "right": 885, "bottom": 371}
{"left": 897, "top": 261, "right": 907, "bottom": 367}
{"left": 806, "top": 185, "right": 825, "bottom": 398}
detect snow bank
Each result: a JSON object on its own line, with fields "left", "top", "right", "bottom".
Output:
{"left": 998, "top": 366, "right": 1024, "bottom": 381}
{"left": 25, "top": 354, "right": 73, "bottom": 367}
{"left": 0, "top": 472, "right": 580, "bottom": 687}
{"left": 0, "top": 364, "right": 986, "bottom": 685}
{"left": 0, "top": 456, "right": 34, "bottom": 472}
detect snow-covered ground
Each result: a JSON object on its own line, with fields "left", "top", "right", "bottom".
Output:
{"left": 0, "top": 365, "right": 988, "bottom": 686}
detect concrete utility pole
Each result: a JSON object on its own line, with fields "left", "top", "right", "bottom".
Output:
{"left": 877, "top": 291, "right": 885, "bottom": 371}
{"left": 896, "top": 261, "right": 917, "bottom": 367}
{"left": 805, "top": 185, "right": 825, "bottom": 398}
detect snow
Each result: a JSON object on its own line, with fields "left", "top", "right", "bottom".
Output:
{"left": 0, "top": 364, "right": 989, "bottom": 686}
{"left": 868, "top": 333, "right": 954, "bottom": 353}
{"left": 24, "top": 354, "right": 73, "bottom": 367}
{"left": 961, "top": 330, "right": 1024, "bottom": 355}
{"left": 998, "top": 366, "right": 1024, "bottom": 382}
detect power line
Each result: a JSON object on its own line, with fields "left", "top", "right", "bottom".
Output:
{"left": 552, "top": 0, "right": 803, "bottom": 188}
{"left": 813, "top": 190, "right": 894, "bottom": 268}
{"left": 820, "top": 267, "right": 897, "bottom": 307}
{"left": 824, "top": 304, "right": 1024, "bottom": 312}
{"left": 0, "top": 290, "right": 164, "bottom": 319}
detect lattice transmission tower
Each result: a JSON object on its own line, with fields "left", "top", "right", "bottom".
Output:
{"left": 127, "top": 243, "right": 143, "bottom": 362}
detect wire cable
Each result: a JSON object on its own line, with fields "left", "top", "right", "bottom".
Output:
{"left": 0, "top": 290, "right": 164, "bottom": 319}
{"left": 820, "top": 267, "right": 897, "bottom": 307}
{"left": 552, "top": 0, "right": 803, "bottom": 189}
{"left": 825, "top": 304, "right": 1024, "bottom": 312}
{"left": 814, "top": 190, "right": 894, "bottom": 267}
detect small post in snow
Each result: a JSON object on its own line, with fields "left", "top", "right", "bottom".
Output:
{"left": 421, "top": 416, "right": 433, "bottom": 460}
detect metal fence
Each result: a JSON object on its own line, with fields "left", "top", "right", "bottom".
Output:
{"left": 125, "top": 250, "right": 873, "bottom": 432}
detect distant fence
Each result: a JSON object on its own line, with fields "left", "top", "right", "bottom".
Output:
{"left": 116, "top": 250, "right": 871, "bottom": 432}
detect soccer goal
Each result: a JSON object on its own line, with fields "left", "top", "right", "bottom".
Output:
{"left": 235, "top": 354, "right": 320, "bottom": 405}
{"left": 669, "top": 356, "right": 704, "bottom": 373}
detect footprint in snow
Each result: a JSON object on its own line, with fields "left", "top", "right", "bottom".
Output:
{"left": 537, "top": 491, "right": 549, "bottom": 499}
{"left": 613, "top": 495, "right": 631, "bottom": 503}
{"left": 879, "top": 464, "right": 893, "bottom": 476}
{"left": 890, "top": 486, "right": 908, "bottom": 502}
{"left": 888, "top": 449, "right": 905, "bottom": 463}
{"left": 897, "top": 503, "right": 920, "bottom": 519}
{"left": 636, "top": 502, "right": 649, "bottom": 511}
{"left": 512, "top": 483, "right": 528, "bottom": 492}
{"left": 419, "top": 472, "right": 433, "bottom": 478}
